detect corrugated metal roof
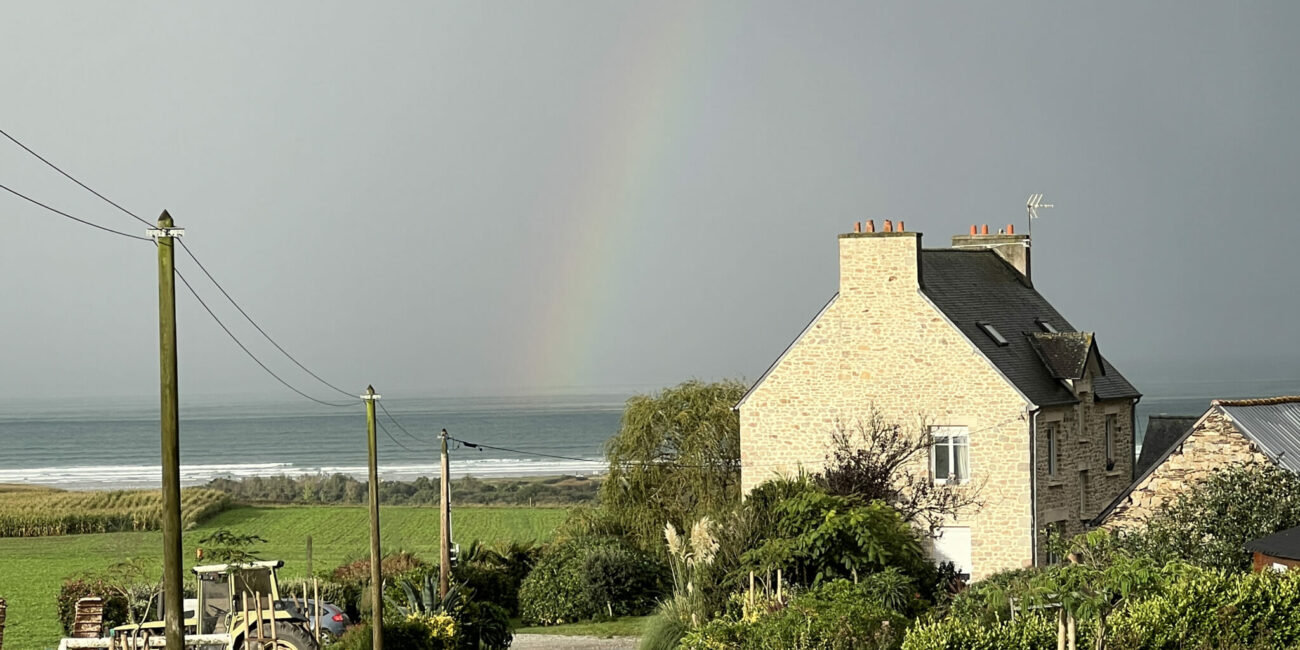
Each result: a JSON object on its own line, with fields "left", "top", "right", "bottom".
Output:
{"left": 1219, "top": 397, "right": 1300, "bottom": 473}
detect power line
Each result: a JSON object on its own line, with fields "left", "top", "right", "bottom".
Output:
{"left": 0, "top": 126, "right": 154, "bottom": 229}
{"left": 174, "top": 265, "right": 354, "bottom": 408}
{"left": 177, "top": 239, "right": 356, "bottom": 399}
{"left": 377, "top": 419, "right": 426, "bottom": 453}
{"left": 0, "top": 181, "right": 152, "bottom": 242}
{"left": 0, "top": 126, "right": 363, "bottom": 405}
{"left": 377, "top": 401, "right": 441, "bottom": 446}
{"left": 449, "top": 436, "right": 607, "bottom": 464}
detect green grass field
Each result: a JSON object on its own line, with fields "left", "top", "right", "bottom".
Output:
{"left": 0, "top": 505, "right": 565, "bottom": 649}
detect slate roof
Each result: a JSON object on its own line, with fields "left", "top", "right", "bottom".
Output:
{"left": 1246, "top": 524, "right": 1300, "bottom": 560}
{"left": 920, "top": 250, "right": 1141, "bottom": 406}
{"left": 1029, "top": 332, "right": 1097, "bottom": 380}
{"left": 1136, "top": 415, "right": 1199, "bottom": 477}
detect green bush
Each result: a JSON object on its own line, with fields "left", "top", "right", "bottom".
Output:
{"left": 1107, "top": 565, "right": 1300, "bottom": 649}
{"left": 680, "top": 579, "right": 910, "bottom": 650}
{"left": 56, "top": 578, "right": 132, "bottom": 634}
{"left": 1119, "top": 463, "right": 1300, "bottom": 572}
{"left": 742, "top": 484, "right": 928, "bottom": 587}
{"left": 454, "top": 540, "right": 540, "bottom": 616}
{"left": 328, "top": 617, "right": 453, "bottom": 650}
{"left": 901, "top": 614, "right": 1057, "bottom": 650}
{"left": 518, "top": 537, "right": 666, "bottom": 625}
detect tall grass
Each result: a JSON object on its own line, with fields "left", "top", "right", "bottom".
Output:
{"left": 0, "top": 488, "right": 231, "bottom": 537}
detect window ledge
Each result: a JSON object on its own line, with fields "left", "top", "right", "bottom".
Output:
{"left": 1047, "top": 479, "right": 1065, "bottom": 487}
{"left": 1105, "top": 470, "right": 1124, "bottom": 478}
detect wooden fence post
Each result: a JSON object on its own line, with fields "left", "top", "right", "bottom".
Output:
{"left": 0, "top": 597, "right": 7, "bottom": 649}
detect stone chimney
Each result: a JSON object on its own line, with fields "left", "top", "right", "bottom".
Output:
{"left": 952, "top": 223, "right": 1030, "bottom": 282}
{"left": 838, "top": 220, "right": 922, "bottom": 300}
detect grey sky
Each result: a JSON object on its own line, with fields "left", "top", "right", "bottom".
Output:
{"left": 2, "top": 2, "right": 1298, "bottom": 400}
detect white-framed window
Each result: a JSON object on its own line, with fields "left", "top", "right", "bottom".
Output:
{"left": 1105, "top": 414, "right": 1117, "bottom": 467}
{"left": 1046, "top": 425, "right": 1059, "bottom": 477}
{"left": 1273, "top": 562, "right": 1290, "bottom": 573}
{"left": 931, "top": 426, "right": 970, "bottom": 484}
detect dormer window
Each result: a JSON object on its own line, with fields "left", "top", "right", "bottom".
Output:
{"left": 1036, "top": 319, "right": 1057, "bottom": 333}
{"left": 976, "top": 322, "right": 1008, "bottom": 346}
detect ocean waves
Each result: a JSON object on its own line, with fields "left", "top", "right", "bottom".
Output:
{"left": 0, "top": 457, "right": 606, "bottom": 491}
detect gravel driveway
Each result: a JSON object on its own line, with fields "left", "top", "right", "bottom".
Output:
{"left": 511, "top": 633, "right": 640, "bottom": 650}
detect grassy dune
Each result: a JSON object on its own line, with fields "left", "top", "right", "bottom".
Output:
{"left": 0, "top": 504, "right": 565, "bottom": 649}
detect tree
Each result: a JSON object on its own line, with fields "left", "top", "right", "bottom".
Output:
{"left": 1119, "top": 462, "right": 1300, "bottom": 571}
{"left": 597, "top": 379, "right": 747, "bottom": 553}
{"left": 197, "top": 528, "right": 267, "bottom": 564}
{"left": 815, "top": 412, "right": 984, "bottom": 536}
{"left": 742, "top": 481, "right": 930, "bottom": 588}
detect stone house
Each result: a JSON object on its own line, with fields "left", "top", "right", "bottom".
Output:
{"left": 1094, "top": 396, "right": 1300, "bottom": 529}
{"left": 737, "top": 221, "right": 1141, "bottom": 579}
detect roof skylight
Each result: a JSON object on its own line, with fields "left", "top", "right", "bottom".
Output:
{"left": 1036, "top": 319, "right": 1058, "bottom": 333}
{"left": 977, "top": 321, "right": 1009, "bottom": 346}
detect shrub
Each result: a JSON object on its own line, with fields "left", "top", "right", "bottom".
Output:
{"left": 742, "top": 484, "right": 928, "bottom": 587}
{"left": 1106, "top": 565, "right": 1300, "bottom": 649}
{"left": 639, "top": 595, "right": 692, "bottom": 650}
{"left": 57, "top": 578, "right": 131, "bottom": 634}
{"left": 332, "top": 551, "right": 427, "bottom": 584}
{"left": 328, "top": 617, "right": 453, "bottom": 650}
{"left": 518, "top": 537, "right": 666, "bottom": 625}
{"left": 1119, "top": 463, "right": 1300, "bottom": 572}
{"left": 680, "top": 579, "right": 910, "bottom": 650}
{"left": 583, "top": 544, "right": 667, "bottom": 618}
{"left": 453, "top": 540, "right": 540, "bottom": 616}
{"left": 901, "top": 615, "right": 1057, "bottom": 650}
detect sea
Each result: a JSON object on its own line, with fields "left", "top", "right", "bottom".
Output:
{"left": 0, "top": 392, "right": 628, "bottom": 491}
{"left": 3, "top": 376, "right": 1300, "bottom": 491}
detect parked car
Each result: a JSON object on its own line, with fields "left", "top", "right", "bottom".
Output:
{"left": 280, "top": 599, "right": 350, "bottom": 640}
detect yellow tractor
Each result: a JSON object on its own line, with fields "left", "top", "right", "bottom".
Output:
{"left": 102, "top": 560, "right": 320, "bottom": 649}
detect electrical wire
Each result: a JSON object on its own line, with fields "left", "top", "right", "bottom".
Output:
{"left": 377, "top": 419, "right": 425, "bottom": 453}
{"left": 177, "top": 239, "right": 356, "bottom": 399}
{"left": 0, "top": 125, "right": 365, "bottom": 405}
{"left": 0, "top": 182, "right": 152, "bottom": 242}
{"left": 0, "top": 126, "right": 155, "bottom": 229}
{"left": 175, "top": 265, "right": 354, "bottom": 408}
{"left": 377, "top": 401, "right": 442, "bottom": 446}
{"left": 449, "top": 436, "right": 607, "bottom": 464}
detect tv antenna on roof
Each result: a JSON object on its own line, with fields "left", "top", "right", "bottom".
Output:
{"left": 1026, "top": 193, "right": 1054, "bottom": 238}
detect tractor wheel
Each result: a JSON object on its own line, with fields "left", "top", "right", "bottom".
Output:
{"left": 238, "top": 624, "right": 320, "bottom": 650}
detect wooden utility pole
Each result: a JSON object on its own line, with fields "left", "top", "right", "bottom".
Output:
{"left": 439, "top": 428, "right": 451, "bottom": 599}
{"left": 361, "top": 386, "right": 383, "bottom": 650}
{"left": 148, "top": 211, "right": 185, "bottom": 650}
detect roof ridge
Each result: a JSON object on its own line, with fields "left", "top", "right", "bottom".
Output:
{"left": 1213, "top": 396, "right": 1300, "bottom": 407}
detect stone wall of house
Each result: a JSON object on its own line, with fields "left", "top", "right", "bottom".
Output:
{"left": 739, "top": 231, "right": 1034, "bottom": 580}
{"left": 1102, "top": 408, "right": 1269, "bottom": 529}
{"left": 1035, "top": 396, "right": 1135, "bottom": 562}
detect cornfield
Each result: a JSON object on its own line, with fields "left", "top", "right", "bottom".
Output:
{"left": 0, "top": 488, "right": 231, "bottom": 538}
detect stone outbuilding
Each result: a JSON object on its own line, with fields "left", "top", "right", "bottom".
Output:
{"left": 737, "top": 222, "right": 1141, "bottom": 579}
{"left": 1094, "top": 396, "right": 1300, "bottom": 529}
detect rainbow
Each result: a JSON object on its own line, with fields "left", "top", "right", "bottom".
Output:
{"left": 521, "top": 5, "right": 735, "bottom": 389}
